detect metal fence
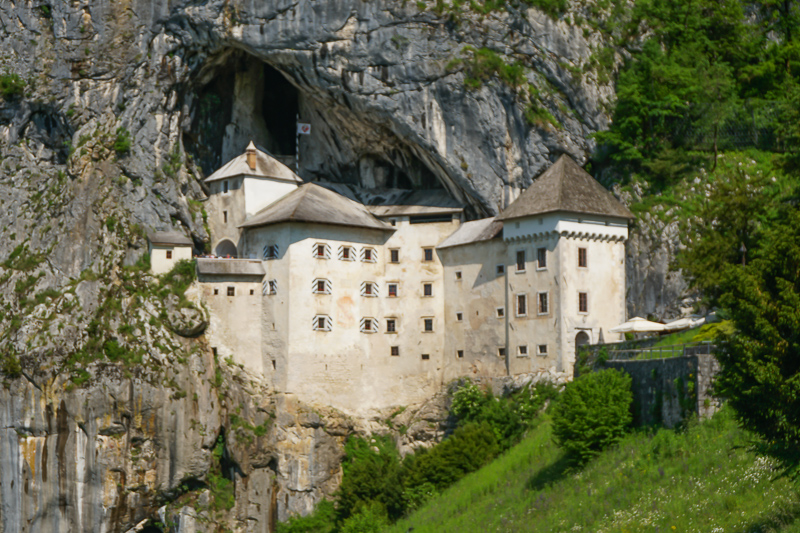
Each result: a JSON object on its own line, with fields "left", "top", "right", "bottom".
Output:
{"left": 608, "top": 341, "right": 716, "bottom": 361}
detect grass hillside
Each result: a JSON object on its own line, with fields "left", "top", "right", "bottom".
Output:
{"left": 387, "top": 408, "right": 800, "bottom": 533}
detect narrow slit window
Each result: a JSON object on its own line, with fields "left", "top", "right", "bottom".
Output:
{"left": 223, "top": 180, "right": 229, "bottom": 194}
{"left": 223, "top": 211, "right": 228, "bottom": 224}
{"left": 578, "top": 247, "right": 587, "bottom": 268}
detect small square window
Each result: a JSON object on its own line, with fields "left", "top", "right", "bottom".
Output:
{"left": 423, "top": 248, "right": 434, "bottom": 262}
{"left": 423, "top": 283, "right": 433, "bottom": 297}
{"left": 457, "top": 350, "right": 464, "bottom": 358}
{"left": 313, "top": 315, "right": 331, "bottom": 331}
{"left": 360, "top": 317, "right": 377, "bottom": 333}
{"left": 518, "top": 345, "right": 528, "bottom": 357}
{"left": 390, "top": 249, "right": 400, "bottom": 263}
{"left": 516, "top": 250, "right": 526, "bottom": 272}
{"left": 496, "top": 264, "right": 505, "bottom": 275}
{"left": 362, "top": 248, "right": 375, "bottom": 262}
{"left": 386, "top": 319, "right": 397, "bottom": 333}
{"left": 313, "top": 279, "right": 331, "bottom": 295}
{"left": 538, "top": 344, "right": 548, "bottom": 356}
{"left": 213, "top": 288, "right": 219, "bottom": 295}
{"left": 227, "top": 286, "right": 235, "bottom": 297}
{"left": 317, "top": 280, "right": 326, "bottom": 293}
{"left": 391, "top": 346, "right": 400, "bottom": 356}
{"left": 498, "top": 347, "right": 507, "bottom": 357}
{"left": 423, "top": 318, "right": 434, "bottom": 332}
{"left": 390, "top": 219, "right": 397, "bottom": 226}
{"left": 578, "top": 247, "right": 587, "bottom": 268}
{"left": 456, "top": 312, "right": 463, "bottom": 322}
{"left": 537, "top": 247, "right": 547, "bottom": 269}
{"left": 421, "top": 353, "right": 430, "bottom": 360}
{"left": 496, "top": 307, "right": 505, "bottom": 318}
{"left": 538, "top": 292, "right": 549, "bottom": 314}
{"left": 579, "top": 292, "right": 588, "bottom": 313}
{"left": 455, "top": 270, "right": 462, "bottom": 280}
{"left": 388, "top": 283, "right": 398, "bottom": 297}
{"left": 339, "top": 246, "right": 355, "bottom": 261}
{"left": 166, "top": 250, "right": 172, "bottom": 259}
{"left": 314, "top": 244, "right": 329, "bottom": 259}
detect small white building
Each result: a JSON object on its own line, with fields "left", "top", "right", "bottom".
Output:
{"left": 148, "top": 231, "right": 193, "bottom": 274}
{"left": 192, "top": 145, "right": 633, "bottom": 413}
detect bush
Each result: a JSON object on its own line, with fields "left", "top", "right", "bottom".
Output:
{"left": 340, "top": 502, "right": 389, "bottom": 533}
{"left": 113, "top": 127, "right": 131, "bottom": 155}
{"left": 551, "top": 369, "right": 633, "bottom": 464}
{"left": 276, "top": 500, "right": 336, "bottom": 533}
{"left": 0, "top": 73, "right": 25, "bottom": 99}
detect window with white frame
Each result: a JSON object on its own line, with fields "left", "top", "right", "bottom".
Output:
{"left": 360, "top": 317, "right": 378, "bottom": 333}
{"left": 517, "top": 345, "right": 529, "bottom": 357}
{"left": 263, "top": 244, "right": 279, "bottom": 260}
{"left": 516, "top": 250, "right": 526, "bottom": 272}
{"left": 496, "top": 307, "right": 505, "bottom": 318}
{"left": 313, "top": 243, "right": 331, "bottom": 259}
{"left": 516, "top": 294, "right": 527, "bottom": 317}
{"left": 360, "top": 281, "right": 379, "bottom": 297}
{"left": 422, "top": 282, "right": 433, "bottom": 297}
{"left": 538, "top": 292, "right": 549, "bottom": 314}
{"left": 537, "top": 247, "right": 547, "bottom": 269}
{"left": 312, "top": 315, "right": 332, "bottom": 331}
{"left": 423, "top": 317, "right": 434, "bottom": 332}
{"left": 361, "top": 247, "right": 376, "bottom": 263}
{"left": 385, "top": 318, "right": 398, "bottom": 333}
{"left": 263, "top": 279, "right": 277, "bottom": 295}
{"left": 537, "top": 344, "right": 548, "bottom": 356}
{"left": 387, "top": 282, "right": 399, "bottom": 297}
{"left": 338, "top": 245, "right": 355, "bottom": 261}
{"left": 312, "top": 278, "right": 332, "bottom": 294}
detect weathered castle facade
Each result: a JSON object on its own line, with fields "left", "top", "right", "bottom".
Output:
{"left": 173, "top": 143, "right": 632, "bottom": 413}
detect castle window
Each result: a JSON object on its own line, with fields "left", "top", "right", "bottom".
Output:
{"left": 361, "top": 248, "right": 376, "bottom": 263}
{"left": 223, "top": 180, "right": 229, "bottom": 194}
{"left": 537, "top": 247, "right": 547, "bottom": 269}
{"left": 578, "top": 247, "right": 587, "bottom": 268}
{"left": 422, "top": 283, "right": 433, "bottom": 297}
{"left": 423, "top": 318, "right": 434, "bottom": 332}
{"left": 498, "top": 347, "right": 507, "bottom": 357}
{"left": 389, "top": 249, "right": 400, "bottom": 263}
{"left": 518, "top": 345, "right": 528, "bottom": 357}
{"left": 516, "top": 294, "right": 527, "bottom": 317}
{"left": 312, "top": 279, "right": 331, "bottom": 295}
{"left": 496, "top": 307, "right": 505, "bottom": 318}
{"left": 387, "top": 283, "right": 398, "bottom": 297}
{"left": 421, "top": 353, "right": 430, "bottom": 360}
{"left": 213, "top": 288, "right": 219, "bottom": 295}
{"left": 313, "top": 243, "right": 331, "bottom": 259}
{"left": 516, "top": 250, "right": 526, "bottom": 272}
{"left": 538, "top": 344, "right": 548, "bottom": 356}
{"left": 391, "top": 346, "right": 400, "bottom": 356}
{"left": 312, "top": 315, "right": 332, "bottom": 331}
{"left": 538, "top": 292, "right": 549, "bottom": 314}
{"left": 360, "top": 317, "right": 378, "bottom": 333}
{"left": 339, "top": 245, "right": 355, "bottom": 261}
{"left": 455, "top": 270, "right": 462, "bottom": 280}
{"left": 227, "top": 286, "right": 235, "bottom": 296}
{"left": 250, "top": 289, "right": 255, "bottom": 295}
{"left": 264, "top": 244, "right": 279, "bottom": 260}
{"left": 457, "top": 350, "right": 464, "bottom": 359}
{"left": 423, "top": 247, "right": 434, "bottom": 262}
{"left": 361, "top": 282, "right": 378, "bottom": 297}
{"left": 223, "top": 211, "right": 228, "bottom": 224}
{"left": 386, "top": 318, "right": 397, "bottom": 333}
{"left": 496, "top": 264, "right": 505, "bottom": 275}
{"left": 263, "top": 279, "right": 277, "bottom": 295}
{"left": 579, "top": 292, "right": 588, "bottom": 313}
{"left": 456, "top": 312, "right": 463, "bottom": 322}
{"left": 166, "top": 250, "right": 172, "bottom": 259}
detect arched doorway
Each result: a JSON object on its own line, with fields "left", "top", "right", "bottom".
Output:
{"left": 575, "top": 330, "right": 591, "bottom": 359}
{"left": 215, "top": 239, "right": 237, "bottom": 258}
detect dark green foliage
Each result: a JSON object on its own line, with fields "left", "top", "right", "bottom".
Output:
{"left": 551, "top": 369, "right": 633, "bottom": 464}
{"left": 451, "top": 47, "right": 526, "bottom": 89}
{"left": 520, "top": 0, "right": 567, "bottom": 18}
{"left": 0, "top": 349, "right": 22, "bottom": 378}
{"left": 113, "top": 127, "right": 131, "bottom": 155}
{"left": 340, "top": 502, "right": 390, "bottom": 533}
{"left": 715, "top": 208, "right": 800, "bottom": 477}
{"left": 276, "top": 500, "right": 336, "bottom": 533}
{"left": 0, "top": 73, "right": 25, "bottom": 99}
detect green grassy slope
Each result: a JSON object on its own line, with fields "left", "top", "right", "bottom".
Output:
{"left": 387, "top": 408, "right": 800, "bottom": 533}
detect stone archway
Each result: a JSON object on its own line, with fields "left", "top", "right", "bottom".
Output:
{"left": 215, "top": 239, "right": 237, "bottom": 258}
{"left": 575, "top": 330, "right": 591, "bottom": 360}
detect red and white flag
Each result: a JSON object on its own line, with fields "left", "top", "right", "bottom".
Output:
{"left": 297, "top": 123, "right": 311, "bottom": 135}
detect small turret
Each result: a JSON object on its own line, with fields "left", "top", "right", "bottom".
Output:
{"left": 246, "top": 140, "right": 257, "bottom": 171}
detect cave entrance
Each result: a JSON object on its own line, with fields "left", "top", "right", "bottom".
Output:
{"left": 260, "top": 64, "right": 298, "bottom": 157}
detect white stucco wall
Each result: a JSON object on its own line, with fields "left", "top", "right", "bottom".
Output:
{"left": 242, "top": 177, "right": 298, "bottom": 217}
{"left": 149, "top": 244, "right": 192, "bottom": 275}
{"left": 207, "top": 177, "right": 246, "bottom": 256}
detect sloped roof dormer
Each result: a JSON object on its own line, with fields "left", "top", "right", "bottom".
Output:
{"left": 239, "top": 183, "right": 396, "bottom": 232}
{"left": 205, "top": 141, "right": 302, "bottom": 185}
{"left": 497, "top": 155, "right": 634, "bottom": 221}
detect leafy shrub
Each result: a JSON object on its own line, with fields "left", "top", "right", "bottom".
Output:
{"left": 450, "top": 380, "right": 488, "bottom": 420}
{"left": 340, "top": 502, "right": 390, "bottom": 533}
{"left": 551, "top": 369, "right": 633, "bottom": 464}
{"left": 0, "top": 73, "right": 25, "bottom": 99}
{"left": 276, "top": 500, "right": 336, "bottom": 533}
{"left": 113, "top": 127, "right": 131, "bottom": 155}
{"left": 450, "top": 47, "right": 526, "bottom": 89}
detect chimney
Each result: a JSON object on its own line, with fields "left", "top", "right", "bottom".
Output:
{"left": 246, "top": 141, "right": 257, "bottom": 171}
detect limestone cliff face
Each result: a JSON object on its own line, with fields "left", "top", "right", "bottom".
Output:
{"left": 0, "top": 0, "right": 680, "bottom": 530}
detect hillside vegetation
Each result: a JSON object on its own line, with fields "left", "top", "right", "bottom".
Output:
{"left": 387, "top": 408, "right": 800, "bottom": 532}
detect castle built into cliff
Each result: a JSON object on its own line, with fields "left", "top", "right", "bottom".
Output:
{"left": 149, "top": 142, "right": 634, "bottom": 413}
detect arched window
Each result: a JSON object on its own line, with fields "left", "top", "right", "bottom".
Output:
{"left": 215, "top": 239, "right": 237, "bottom": 258}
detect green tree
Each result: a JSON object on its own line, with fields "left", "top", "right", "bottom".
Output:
{"left": 715, "top": 208, "right": 800, "bottom": 477}
{"left": 551, "top": 369, "right": 633, "bottom": 464}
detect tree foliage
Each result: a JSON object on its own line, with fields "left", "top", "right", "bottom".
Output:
{"left": 551, "top": 369, "right": 633, "bottom": 464}
{"left": 715, "top": 208, "right": 800, "bottom": 477}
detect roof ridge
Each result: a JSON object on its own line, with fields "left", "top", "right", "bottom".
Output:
{"left": 288, "top": 183, "right": 312, "bottom": 220}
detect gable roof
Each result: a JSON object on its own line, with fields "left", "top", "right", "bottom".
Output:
{"left": 497, "top": 155, "right": 634, "bottom": 221}
{"left": 205, "top": 141, "right": 302, "bottom": 184}
{"left": 239, "top": 183, "right": 395, "bottom": 232}
{"left": 148, "top": 230, "right": 193, "bottom": 246}
{"left": 438, "top": 217, "right": 503, "bottom": 249}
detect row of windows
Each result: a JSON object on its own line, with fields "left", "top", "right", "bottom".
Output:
{"left": 512, "top": 247, "right": 588, "bottom": 273}
{"left": 306, "top": 243, "right": 438, "bottom": 263}
{"left": 312, "top": 315, "right": 435, "bottom": 333}
{"left": 310, "top": 280, "right": 432, "bottom": 298}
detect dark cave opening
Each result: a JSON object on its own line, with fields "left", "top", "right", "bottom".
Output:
{"left": 260, "top": 64, "right": 298, "bottom": 157}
